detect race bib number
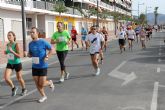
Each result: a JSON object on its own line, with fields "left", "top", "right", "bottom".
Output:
{"left": 32, "top": 57, "right": 39, "bottom": 64}
{"left": 141, "top": 38, "right": 145, "bottom": 40}
{"left": 58, "top": 36, "right": 65, "bottom": 42}
{"left": 7, "top": 53, "right": 14, "bottom": 60}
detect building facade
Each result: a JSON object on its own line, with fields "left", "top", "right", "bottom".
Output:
{"left": 0, "top": 0, "right": 132, "bottom": 64}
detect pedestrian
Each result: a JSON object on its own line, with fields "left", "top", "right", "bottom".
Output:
{"left": 117, "top": 27, "right": 126, "bottom": 53}
{"left": 127, "top": 25, "right": 136, "bottom": 51}
{"left": 81, "top": 27, "right": 88, "bottom": 50}
{"left": 71, "top": 26, "right": 79, "bottom": 51}
{"left": 28, "top": 27, "right": 55, "bottom": 103}
{"left": 51, "top": 22, "right": 71, "bottom": 83}
{"left": 4, "top": 31, "right": 27, "bottom": 96}
{"left": 85, "top": 26, "right": 104, "bottom": 76}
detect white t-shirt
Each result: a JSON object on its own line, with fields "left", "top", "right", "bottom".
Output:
{"left": 118, "top": 31, "right": 126, "bottom": 39}
{"left": 127, "top": 30, "right": 135, "bottom": 39}
{"left": 86, "top": 33, "right": 104, "bottom": 54}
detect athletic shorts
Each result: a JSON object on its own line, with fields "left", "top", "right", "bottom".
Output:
{"left": 119, "top": 39, "right": 125, "bottom": 46}
{"left": 32, "top": 68, "right": 47, "bottom": 76}
{"left": 72, "top": 38, "right": 77, "bottom": 41}
{"left": 90, "top": 52, "right": 99, "bottom": 56}
{"left": 128, "top": 38, "right": 134, "bottom": 41}
{"left": 6, "top": 63, "right": 22, "bottom": 72}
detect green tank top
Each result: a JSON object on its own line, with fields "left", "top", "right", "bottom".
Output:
{"left": 6, "top": 42, "right": 21, "bottom": 64}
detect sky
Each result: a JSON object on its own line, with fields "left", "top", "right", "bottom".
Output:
{"left": 132, "top": 0, "right": 165, "bottom": 15}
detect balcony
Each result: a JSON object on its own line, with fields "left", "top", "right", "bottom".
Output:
{"left": 0, "top": 0, "right": 82, "bottom": 16}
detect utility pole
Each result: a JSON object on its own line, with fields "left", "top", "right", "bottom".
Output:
{"left": 21, "top": 0, "right": 27, "bottom": 56}
{"left": 138, "top": 2, "right": 144, "bottom": 19}
{"left": 96, "top": 0, "right": 99, "bottom": 27}
{"left": 114, "top": 0, "right": 117, "bottom": 35}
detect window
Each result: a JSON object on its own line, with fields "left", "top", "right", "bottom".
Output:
{"left": 0, "top": 18, "right": 4, "bottom": 42}
{"left": 11, "top": 20, "right": 22, "bottom": 40}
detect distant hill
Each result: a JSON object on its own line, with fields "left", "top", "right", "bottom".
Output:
{"left": 147, "top": 13, "right": 165, "bottom": 25}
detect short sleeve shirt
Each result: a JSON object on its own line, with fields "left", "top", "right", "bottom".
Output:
{"left": 127, "top": 30, "right": 136, "bottom": 39}
{"left": 51, "top": 30, "right": 71, "bottom": 51}
{"left": 28, "top": 39, "right": 51, "bottom": 69}
{"left": 118, "top": 31, "right": 126, "bottom": 39}
{"left": 85, "top": 33, "right": 104, "bottom": 54}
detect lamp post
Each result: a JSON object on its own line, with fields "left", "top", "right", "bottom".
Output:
{"left": 21, "top": 0, "right": 27, "bottom": 56}
{"left": 96, "top": 0, "right": 99, "bottom": 27}
{"left": 114, "top": 0, "right": 117, "bottom": 35}
{"left": 145, "top": 6, "right": 152, "bottom": 24}
{"left": 138, "top": 2, "right": 144, "bottom": 19}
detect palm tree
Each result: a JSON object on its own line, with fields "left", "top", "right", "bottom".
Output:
{"left": 154, "top": 7, "right": 159, "bottom": 25}
{"left": 53, "top": 1, "right": 68, "bottom": 21}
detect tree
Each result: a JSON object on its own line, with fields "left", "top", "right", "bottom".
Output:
{"left": 53, "top": 1, "right": 68, "bottom": 21}
{"left": 76, "top": 6, "right": 98, "bottom": 29}
{"left": 139, "top": 13, "right": 147, "bottom": 25}
{"left": 154, "top": 7, "right": 159, "bottom": 25}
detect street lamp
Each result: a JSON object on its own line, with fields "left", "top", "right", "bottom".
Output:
{"left": 96, "top": 0, "right": 99, "bottom": 27}
{"left": 145, "top": 6, "right": 152, "bottom": 24}
{"left": 138, "top": 2, "right": 144, "bottom": 18}
{"left": 21, "top": 0, "right": 27, "bottom": 56}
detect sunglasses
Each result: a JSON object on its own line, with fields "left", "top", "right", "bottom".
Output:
{"left": 92, "top": 28, "right": 96, "bottom": 30}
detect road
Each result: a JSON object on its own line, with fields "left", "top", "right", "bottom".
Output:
{"left": 0, "top": 31, "right": 165, "bottom": 110}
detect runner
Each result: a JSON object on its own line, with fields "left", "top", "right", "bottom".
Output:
{"left": 127, "top": 25, "right": 136, "bottom": 51}
{"left": 139, "top": 27, "right": 146, "bottom": 49}
{"left": 4, "top": 31, "right": 27, "bottom": 96}
{"left": 118, "top": 27, "right": 126, "bottom": 53}
{"left": 81, "top": 27, "right": 88, "bottom": 50}
{"left": 101, "top": 26, "right": 108, "bottom": 51}
{"left": 28, "top": 27, "right": 55, "bottom": 103}
{"left": 51, "top": 22, "right": 71, "bottom": 83}
{"left": 85, "top": 26, "right": 104, "bottom": 76}
{"left": 71, "top": 26, "right": 79, "bottom": 51}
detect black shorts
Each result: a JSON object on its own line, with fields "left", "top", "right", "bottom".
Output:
{"left": 32, "top": 68, "right": 47, "bottom": 76}
{"left": 119, "top": 39, "right": 125, "bottom": 46}
{"left": 72, "top": 38, "right": 77, "bottom": 41}
{"left": 128, "top": 38, "right": 134, "bottom": 41}
{"left": 90, "top": 52, "right": 99, "bottom": 56}
{"left": 6, "top": 63, "right": 22, "bottom": 72}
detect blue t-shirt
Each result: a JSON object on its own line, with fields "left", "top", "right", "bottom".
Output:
{"left": 81, "top": 28, "right": 87, "bottom": 38}
{"left": 29, "top": 39, "right": 51, "bottom": 69}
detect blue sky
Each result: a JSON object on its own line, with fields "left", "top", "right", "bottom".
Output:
{"left": 132, "top": 0, "right": 165, "bottom": 15}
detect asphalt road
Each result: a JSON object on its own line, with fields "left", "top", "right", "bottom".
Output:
{"left": 0, "top": 31, "right": 165, "bottom": 110}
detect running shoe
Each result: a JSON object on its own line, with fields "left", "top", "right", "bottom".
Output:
{"left": 95, "top": 68, "right": 100, "bottom": 76}
{"left": 11, "top": 87, "right": 18, "bottom": 96}
{"left": 49, "top": 80, "right": 55, "bottom": 92}
{"left": 59, "top": 76, "right": 65, "bottom": 83}
{"left": 21, "top": 89, "right": 27, "bottom": 96}
{"left": 65, "top": 72, "right": 70, "bottom": 80}
{"left": 38, "top": 96, "right": 47, "bottom": 103}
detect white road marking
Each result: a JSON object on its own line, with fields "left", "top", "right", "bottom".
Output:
{"left": 118, "top": 106, "right": 145, "bottom": 110}
{"left": 157, "top": 67, "right": 160, "bottom": 73}
{"left": 150, "top": 82, "right": 159, "bottom": 110}
{"left": 108, "top": 61, "right": 137, "bottom": 86}
{"left": 158, "top": 53, "right": 161, "bottom": 56}
{"left": 0, "top": 89, "right": 37, "bottom": 109}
